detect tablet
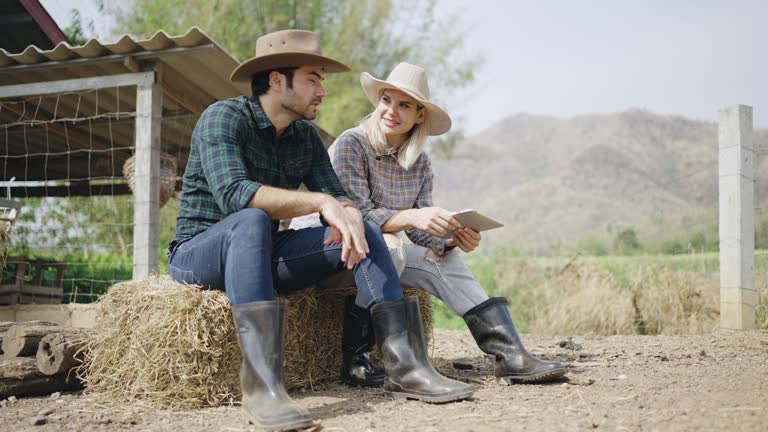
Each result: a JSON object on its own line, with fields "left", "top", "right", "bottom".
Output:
{"left": 438, "top": 209, "right": 504, "bottom": 239}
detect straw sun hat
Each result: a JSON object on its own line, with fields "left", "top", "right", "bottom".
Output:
{"left": 360, "top": 62, "right": 452, "bottom": 136}
{"left": 231, "top": 29, "right": 350, "bottom": 82}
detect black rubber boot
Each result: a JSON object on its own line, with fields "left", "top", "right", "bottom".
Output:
{"left": 232, "top": 301, "right": 315, "bottom": 431}
{"left": 464, "top": 297, "right": 566, "bottom": 384}
{"left": 340, "top": 295, "right": 386, "bottom": 387}
{"left": 371, "top": 297, "right": 475, "bottom": 403}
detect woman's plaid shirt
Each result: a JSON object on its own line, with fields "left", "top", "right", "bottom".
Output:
{"left": 329, "top": 127, "right": 447, "bottom": 254}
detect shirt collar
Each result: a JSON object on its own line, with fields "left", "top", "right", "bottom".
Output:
{"left": 357, "top": 126, "right": 398, "bottom": 158}
{"left": 247, "top": 96, "right": 273, "bottom": 130}
{"left": 376, "top": 144, "right": 398, "bottom": 158}
{"left": 248, "top": 96, "right": 296, "bottom": 137}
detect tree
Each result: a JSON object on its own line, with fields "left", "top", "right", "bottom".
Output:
{"left": 61, "top": 9, "right": 95, "bottom": 46}
{"left": 99, "top": 0, "right": 479, "bottom": 135}
{"left": 613, "top": 228, "right": 641, "bottom": 254}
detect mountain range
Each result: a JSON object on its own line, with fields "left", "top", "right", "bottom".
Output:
{"left": 430, "top": 109, "right": 768, "bottom": 253}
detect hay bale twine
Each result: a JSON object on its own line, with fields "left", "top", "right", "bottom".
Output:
{"left": 122, "top": 153, "right": 178, "bottom": 208}
{"left": 79, "top": 275, "right": 433, "bottom": 409}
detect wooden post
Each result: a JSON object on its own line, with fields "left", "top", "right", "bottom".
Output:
{"left": 132, "top": 67, "right": 163, "bottom": 279}
{"left": 718, "top": 105, "right": 756, "bottom": 330}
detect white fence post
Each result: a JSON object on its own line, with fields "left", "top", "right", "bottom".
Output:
{"left": 718, "top": 105, "right": 756, "bottom": 330}
{"left": 132, "top": 68, "right": 163, "bottom": 280}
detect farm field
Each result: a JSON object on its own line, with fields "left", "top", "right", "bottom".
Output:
{"left": 1, "top": 329, "right": 766, "bottom": 432}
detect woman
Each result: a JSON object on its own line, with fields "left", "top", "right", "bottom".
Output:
{"left": 331, "top": 62, "right": 565, "bottom": 387}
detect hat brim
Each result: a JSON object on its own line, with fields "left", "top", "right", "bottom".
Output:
{"left": 360, "top": 72, "right": 452, "bottom": 136}
{"left": 230, "top": 52, "right": 350, "bottom": 82}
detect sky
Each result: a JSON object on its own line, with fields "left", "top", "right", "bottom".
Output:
{"left": 40, "top": 0, "right": 767, "bottom": 135}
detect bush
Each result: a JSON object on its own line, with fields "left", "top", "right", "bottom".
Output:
{"left": 660, "top": 240, "right": 685, "bottom": 255}
{"left": 613, "top": 228, "right": 641, "bottom": 254}
{"left": 577, "top": 236, "right": 609, "bottom": 256}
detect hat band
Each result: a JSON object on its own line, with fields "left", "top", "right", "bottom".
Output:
{"left": 379, "top": 81, "right": 428, "bottom": 102}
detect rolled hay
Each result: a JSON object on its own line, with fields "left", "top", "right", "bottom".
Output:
{"left": 79, "top": 275, "right": 433, "bottom": 409}
{"left": 522, "top": 261, "right": 719, "bottom": 335}
{"left": 122, "top": 153, "right": 178, "bottom": 208}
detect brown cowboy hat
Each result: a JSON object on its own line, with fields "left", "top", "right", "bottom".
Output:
{"left": 360, "top": 62, "right": 452, "bottom": 136}
{"left": 230, "top": 29, "right": 350, "bottom": 82}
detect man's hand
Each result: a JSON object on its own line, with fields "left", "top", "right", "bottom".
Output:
{"left": 410, "top": 207, "right": 461, "bottom": 237}
{"left": 447, "top": 228, "right": 481, "bottom": 253}
{"left": 320, "top": 198, "right": 369, "bottom": 269}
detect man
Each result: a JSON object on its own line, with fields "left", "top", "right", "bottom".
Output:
{"left": 168, "top": 30, "right": 474, "bottom": 431}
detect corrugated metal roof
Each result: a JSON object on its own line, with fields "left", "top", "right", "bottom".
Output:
{"left": 0, "top": 27, "right": 251, "bottom": 196}
{"left": 0, "top": 27, "right": 249, "bottom": 99}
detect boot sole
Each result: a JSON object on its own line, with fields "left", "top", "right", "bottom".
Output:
{"left": 498, "top": 367, "right": 566, "bottom": 385}
{"left": 243, "top": 411, "right": 317, "bottom": 432}
{"left": 341, "top": 375, "right": 386, "bottom": 388}
{"left": 385, "top": 388, "right": 475, "bottom": 403}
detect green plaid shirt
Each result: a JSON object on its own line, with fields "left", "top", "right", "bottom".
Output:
{"left": 173, "top": 96, "right": 350, "bottom": 244}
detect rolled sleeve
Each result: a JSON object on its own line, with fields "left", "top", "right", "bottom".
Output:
{"left": 196, "top": 103, "right": 262, "bottom": 215}
{"left": 406, "top": 228, "right": 447, "bottom": 254}
{"left": 404, "top": 157, "right": 445, "bottom": 254}
{"left": 366, "top": 207, "right": 399, "bottom": 228}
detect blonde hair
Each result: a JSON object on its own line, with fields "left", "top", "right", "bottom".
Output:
{"left": 359, "top": 99, "right": 430, "bottom": 170}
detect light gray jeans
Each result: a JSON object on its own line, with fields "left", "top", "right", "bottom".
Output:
{"left": 291, "top": 214, "right": 488, "bottom": 316}
{"left": 396, "top": 244, "right": 489, "bottom": 316}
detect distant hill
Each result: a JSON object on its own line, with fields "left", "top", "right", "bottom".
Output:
{"left": 431, "top": 109, "right": 768, "bottom": 253}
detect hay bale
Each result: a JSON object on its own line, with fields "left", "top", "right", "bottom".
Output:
{"left": 122, "top": 153, "right": 178, "bottom": 208}
{"left": 79, "top": 275, "right": 433, "bottom": 409}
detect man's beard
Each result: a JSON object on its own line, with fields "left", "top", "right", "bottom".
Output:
{"left": 281, "top": 91, "right": 321, "bottom": 120}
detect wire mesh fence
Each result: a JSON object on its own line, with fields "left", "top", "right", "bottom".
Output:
{"left": 0, "top": 86, "right": 193, "bottom": 304}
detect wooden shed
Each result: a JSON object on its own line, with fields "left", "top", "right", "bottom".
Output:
{"left": 0, "top": 27, "right": 249, "bottom": 279}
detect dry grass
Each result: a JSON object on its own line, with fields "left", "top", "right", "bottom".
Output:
{"left": 757, "top": 287, "right": 768, "bottom": 330}
{"left": 499, "top": 260, "right": 722, "bottom": 335}
{"left": 78, "top": 275, "right": 432, "bottom": 409}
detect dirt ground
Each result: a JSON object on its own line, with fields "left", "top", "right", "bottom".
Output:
{"left": 2, "top": 329, "right": 767, "bottom": 432}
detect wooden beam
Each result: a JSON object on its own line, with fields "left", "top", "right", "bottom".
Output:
{"left": 0, "top": 72, "right": 154, "bottom": 99}
{"left": 132, "top": 68, "right": 162, "bottom": 279}
{"left": 2, "top": 152, "right": 130, "bottom": 181}
{"left": 123, "top": 56, "right": 141, "bottom": 73}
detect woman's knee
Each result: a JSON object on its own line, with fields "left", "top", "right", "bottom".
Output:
{"left": 389, "top": 243, "right": 406, "bottom": 276}
{"left": 382, "top": 233, "right": 402, "bottom": 248}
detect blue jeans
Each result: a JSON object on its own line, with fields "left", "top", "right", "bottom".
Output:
{"left": 168, "top": 208, "right": 404, "bottom": 306}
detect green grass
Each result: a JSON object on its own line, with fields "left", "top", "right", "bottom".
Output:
{"left": 430, "top": 250, "right": 520, "bottom": 330}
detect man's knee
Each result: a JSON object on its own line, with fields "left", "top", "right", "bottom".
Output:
{"left": 230, "top": 208, "right": 272, "bottom": 239}
{"left": 362, "top": 220, "right": 383, "bottom": 238}
{"left": 363, "top": 221, "right": 389, "bottom": 250}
